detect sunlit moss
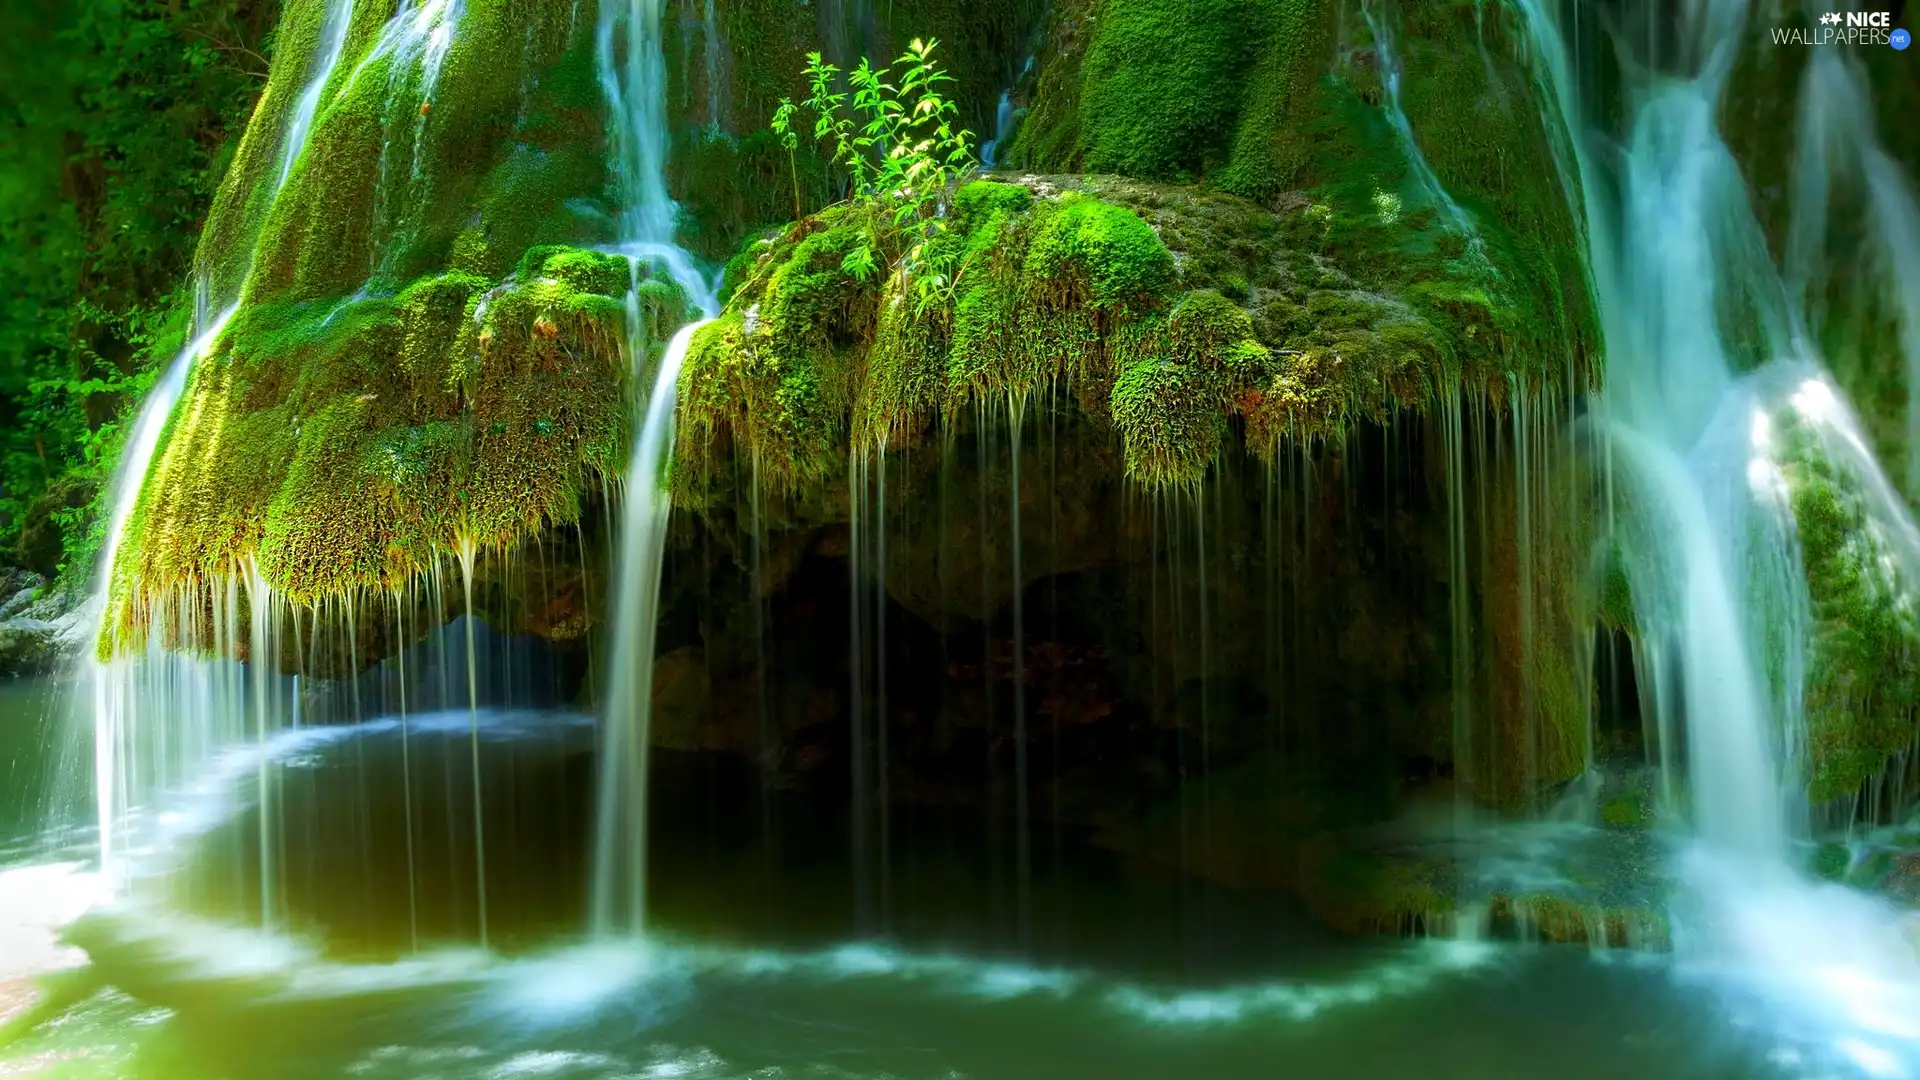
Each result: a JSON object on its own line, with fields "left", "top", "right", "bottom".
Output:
{"left": 677, "top": 174, "right": 1592, "bottom": 502}
{"left": 102, "top": 248, "right": 690, "bottom": 653}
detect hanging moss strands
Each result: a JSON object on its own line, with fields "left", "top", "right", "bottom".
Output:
{"left": 675, "top": 174, "right": 1595, "bottom": 503}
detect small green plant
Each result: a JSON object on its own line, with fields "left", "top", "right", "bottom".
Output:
{"left": 769, "top": 38, "right": 978, "bottom": 313}
{"left": 1372, "top": 189, "right": 1403, "bottom": 227}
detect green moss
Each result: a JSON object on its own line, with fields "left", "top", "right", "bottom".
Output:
{"left": 679, "top": 174, "right": 1591, "bottom": 500}
{"left": 1109, "top": 291, "right": 1274, "bottom": 487}
{"left": 1069, "top": 0, "right": 1257, "bottom": 179}
{"left": 1297, "top": 836, "right": 1452, "bottom": 936}
{"left": 1024, "top": 193, "right": 1177, "bottom": 308}
{"left": 674, "top": 213, "right": 876, "bottom": 501}
{"left": 1012, "top": 0, "right": 1595, "bottom": 398}
{"left": 102, "top": 249, "right": 685, "bottom": 652}
{"left": 193, "top": 0, "right": 337, "bottom": 304}
{"left": 1598, "top": 543, "right": 1637, "bottom": 636}
{"left": 242, "top": 0, "right": 592, "bottom": 305}
{"left": 1216, "top": 0, "right": 1335, "bottom": 201}
{"left": 1781, "top": 417, "right": 1920, "bottom": 802}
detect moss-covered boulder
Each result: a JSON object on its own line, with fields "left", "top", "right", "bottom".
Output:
{"left": 1775, "top": 397, "right": 1920, "bottom": 802}
{"left": 676, "top": 174, "right": 1592, "bottom": 498}
{"left": 105, "top": 246, "right": 691, "bottom": 659}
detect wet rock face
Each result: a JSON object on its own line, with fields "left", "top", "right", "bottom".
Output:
{"left": 0, "top": 623, "right": 56, "bottom": 680}
{"left": 0, "top": 569, "right": 77, "bottom": 680}
{"left": 653, "top": 402, "right": 1597, "bottom": 923}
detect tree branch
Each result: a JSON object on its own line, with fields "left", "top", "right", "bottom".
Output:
{"left": 179, "top": 26, "right": 269, "bottom": 80}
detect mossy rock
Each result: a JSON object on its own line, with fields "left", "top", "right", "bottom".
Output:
{"left": 1009, "top": 0, "right": 1594, "bottom": 388}
{"left": 1296, "top": 833, "right": 1454, "bottom": 936}
{"left": 1777, "top": 409, "right": 1920, "bottom": 803}
{"left": 1297, "top": 829, "right": 1671, "bottom": 949}
{"left": 675, "top": 174, "right": 1592, "bottom": 501}
{"left": 102, "top": 248, "right": 694, "bottom": 659}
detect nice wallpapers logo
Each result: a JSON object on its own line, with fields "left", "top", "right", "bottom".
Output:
{"left": 1772, "top": 9, "right": 1911, "bottom": 47}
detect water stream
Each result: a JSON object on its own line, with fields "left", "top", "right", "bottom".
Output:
{"left": 589, "top": 0, "right": 719, "bottom": 938}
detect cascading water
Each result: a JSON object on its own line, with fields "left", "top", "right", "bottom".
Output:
{"left": 88, "top": 304, "right": 237, "bottom": 886}
{"left": 980, "top": 90, "right": 1016, "bottom": 171}
{"left": 1517, "top": 0, "right": 1920, "bottom": 1070}
{"left": 980, "top": 55, "right": 1033, "bottom": 172}
{"left": 86, "top": 0, "right": 366, "bottom": 892}
{"left": 590, "top": 0, "right": 719, "bottom": 938}
{"left": 276, "top": 0, "right": 357, "bottom": 192}
{"left": 351, "top": 0, "right": 466, "bottom": 288}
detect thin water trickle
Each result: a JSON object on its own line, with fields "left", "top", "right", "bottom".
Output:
{"left": 275, "top": 0, "right": 357, "bottom": 193}
{"left": 354, "top": 0, "right": 466, "bottom": 287}
{"left": 1361, "top": 1, "right": 1478, "bottom": 245}
{"left": 702, "top": 0, "right": 725, "bottom": 134}
{"left": 455, "top": 541, "right": 488, "bottom": 948}
{"left": 1008, "top": 392, "right": 1032, "bottom": 951}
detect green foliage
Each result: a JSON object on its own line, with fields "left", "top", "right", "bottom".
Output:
{"left": 0, "top": 0, "right": 277, "bottom": 577}
{"left": 772, "top": 39, "right": 978, "bottom": 315}
{"left": 1024, "top": 194, "right": 1176, "bottom": 307}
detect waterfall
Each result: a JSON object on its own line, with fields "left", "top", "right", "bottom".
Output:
{"left": 596, "top": 0, "right": 678, "bottom": 267}
{"left": 590, "top": 319, "right": 709, "bottom": 936}
{"left": 980, "top": 56, "right": 1033, "bottom": 172}
{"left": 85, "top": 0, "right": 385, "bottom": 897}
{"left": 88, "top": 304, "right": 237, "bottom": 885}
{"left": 981, "top": 91, "right": 1016, "bottom": 171}
{"left": 1515, "top": 0, "right": 1801, "bottom": 859}
{"left": 1516, "top": 0, "right": 1920, "bottom": 1067}
{"left": 589, "top": 0, "right": 718, "bottom": 938}
{"left": 274, "top": 0, "right": 357, "bottom": 193}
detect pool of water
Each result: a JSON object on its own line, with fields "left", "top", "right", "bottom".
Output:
{"left": 0, "top": 693, "right": 1909, "bottom": 1080}
{"left": 0, "top": 883, "right": 1803, "bottom": 1080}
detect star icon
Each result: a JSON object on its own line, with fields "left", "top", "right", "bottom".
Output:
{"left": 1821, "top": 11, "right": 1842, "bottom": 24}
